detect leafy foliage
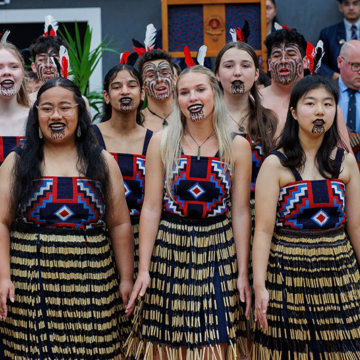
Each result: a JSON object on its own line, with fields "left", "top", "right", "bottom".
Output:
{"left": 59, "top": 22, "right": 119, "bottom": 121}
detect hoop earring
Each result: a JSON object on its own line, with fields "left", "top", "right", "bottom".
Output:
{"left": 39, "top": 127, "right": 43, "bottom": 139}
{"left": 77, "top": 125, "right": 81, "bottom": 137}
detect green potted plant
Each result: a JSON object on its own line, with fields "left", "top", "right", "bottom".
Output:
{"left": 59, "top": 22, "right": 119, "bottom": 121}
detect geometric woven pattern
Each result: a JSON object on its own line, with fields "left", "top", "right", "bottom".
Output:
{"left": 276, "top": 179, "right": 346, "bottom": 230}
{"left": 225, "top": 4, "right": 261, "bottom": 50}
{"left": 111, "top": 153, "right": 146, "bottom": 217}
{"left": 19, "top": 177, "right": 105, "bottom": 229}
{"left": 168, "top": 5, "right": 204, "bottom": 52}
{"left": 163, "top": 155, "right": 231, "bottom": 218}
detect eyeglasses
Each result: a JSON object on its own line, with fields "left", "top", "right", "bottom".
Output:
{"left": 341, "top": 57, "right": 360, "bottom": 72}
{"left": 36, "top": 104, "right": 79, "bottom": 117}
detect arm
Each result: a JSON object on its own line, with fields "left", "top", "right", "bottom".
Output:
{"left": 231, "top": 136, "right": 252, "bottom": 319}
{"left": 103, "top": 151, "right": 134, "bottom": 312}
{"left": 342, "top": 152, "right": 360, "bottom": 263}
{"left": 253, "top": 154, "right": 282, "bottom": 330}
{"left": 337, "top": 106, "right": 353, "bottom": 154}
{"left": 126, "top": 132, "right": 164, "bottom": 314}
{"left": 0, "top": 153, "right": 18, "bottom": 319}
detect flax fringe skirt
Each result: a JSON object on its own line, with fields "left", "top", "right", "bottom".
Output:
{"left": 0, "top": 222, "right": 125, "bottom": 360}
{"left": 252, "top": 225, "right": 360, "bottom": 359}
{"left": 126, "top": 212, "right": 248, "bottom": 360}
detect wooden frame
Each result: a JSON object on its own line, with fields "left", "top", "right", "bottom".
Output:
{"left": 162, "top": 0, "right": 267, "bottom": 67}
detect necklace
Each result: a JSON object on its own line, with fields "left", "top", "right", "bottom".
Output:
{"left": 228, "top": 112, "right": 248, "bottom": 133}
{"left": 148, "top": 107, "right": 173, "bottom": 127}
{"left": 186, "top": 128, "right": 216, "bottom": 160}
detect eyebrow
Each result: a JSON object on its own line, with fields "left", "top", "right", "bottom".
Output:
{"left": 39, "top": 100, "right": 73, "bottom": 105}
{"left": 304, "top": 96, "right": 334, "bottom": 101}
{"left": 179, "top": 83, "right": 207, "bottom": 91}
{"left": 111, "top": 79, "right": 138, "bottom": 86}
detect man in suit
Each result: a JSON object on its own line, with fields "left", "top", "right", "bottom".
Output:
{"left": 319, "top": 0, "right": 360, "bottom": 79}
{"left": 337, "top": 40, "right": 360, "bottom": 160}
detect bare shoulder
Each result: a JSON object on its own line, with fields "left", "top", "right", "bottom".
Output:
{"left": 262, "top": 151, "right": 283, "bottom": 168}
{"left": 339, "top": 150, "right": 358, "bottom": 184}
{"left": 148, "top": 130, "right": 164, "bottom": 147}
{"left": 233, "top": 134, "right": 251, "bottom": 152}
{"left": 100, "top": 149, "right": 119, "bottom": 171}
{"left": 0, "top": 151, "right": 18, "bottom": 181}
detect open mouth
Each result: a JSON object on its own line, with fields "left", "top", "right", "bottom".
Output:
{"left": 49, "top": 122, "right": 66, "bottom": 132}
{"left": 188, "top": 104, "right": 204, "bottom": 113}
{"left": 120, "top": 97, "right": 132, "bottom": 104}
{"left": 1, "top": 79, "right": 14, "bottom": 88}
{"left": 279, "top": 67, "right": 290, "bottom": 76}
{"left": 156, "top": 85, "right": 167, "bottom": 92}
{"left": 44, "top": 70, "right": 55, "bottom": 77}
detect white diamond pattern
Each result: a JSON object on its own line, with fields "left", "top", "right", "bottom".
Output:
{"left": 54, "top": 205, "right": 75, "bottom": 221}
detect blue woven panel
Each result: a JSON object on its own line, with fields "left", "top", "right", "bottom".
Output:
{"left": 168, "top": 5, "right": 204, "bottom": 52}
{"left": 225, "top": 4, "right": 261, "bottom": 50}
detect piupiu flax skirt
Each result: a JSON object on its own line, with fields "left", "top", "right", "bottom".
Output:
{"left": 252, "top": 225, "right": 360, "bottom": 360}
{"left": 0, "top": 222, "right": 124, "bottom": 360}
{"left": 126, "top": 212, "right": 248, "bottom": 360}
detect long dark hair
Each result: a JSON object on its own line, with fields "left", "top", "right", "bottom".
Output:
{"left": 275, "top": 75, "right": 348, "bottom": 178}
{"left": 101, "top": 64, "right": 144, "bottom": 125}
{"left": 12, "top": 77, "right": 109, "bottom": 211}
{"left": 214, "top": 42, "right": 278, "bottom": 157}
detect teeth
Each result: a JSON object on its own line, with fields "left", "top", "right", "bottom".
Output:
{"left": 50, "top": 124, "right": 64, "bottom": 128}
{"left": 188, "top": 105, "right": 203, "bottom": 112}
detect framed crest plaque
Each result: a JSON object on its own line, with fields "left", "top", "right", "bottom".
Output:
{"left": 161, "top": 0, "right": 267, "bottom": 67}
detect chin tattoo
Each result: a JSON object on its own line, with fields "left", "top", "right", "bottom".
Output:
{"left": 189, "top": 109, "right": 205, "bottom": 122}
{"left": 119, "top": 97, "right": 135, "bottom": 112}
{"left": 120, "top": 101, "right": 135, "bottom": 112}
{"left": 311, "top": 125, "right": 325, "bottom": 134}
{"left": 0, "top": 85, "right": 16, "bottom": 97}
{"left": 51, "top": 130, "right": 65, "bottom": 139}
{"left": 143, "top": 61, "right": 174, "bottom": 100}
{"left": 231, "top": 82, "right": 245, "bottom": 94}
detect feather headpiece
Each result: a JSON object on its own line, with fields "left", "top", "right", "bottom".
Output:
{"left": 306, "top": 40, "right": 324, "bottom": 74}
{"left": 274, "top": 22, "right": 290, "bottom": 31}
{"left": 120, "top": 51, "right": 139, "bottom": 66}
{"left": 132, "top": 24, "right": 157, "bottom": 57}
{"left": 0, "top": 30, "right": 10, "bottom": 44}
{"left": 51, "top": 45, "right": 70, "bottom": 79}
{"left": 184, "top": 45, "right": 207, "bottom": 67}
{"left": 229, "top": 21, "right": 250, "bottom": 43}
{"left": 59, "top": 46, "right": 70, "bottom": 79}
{"left": 44, "top": 15, "right": 58, "bottom": 37}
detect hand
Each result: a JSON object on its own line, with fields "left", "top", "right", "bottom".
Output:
{"left": 119, "top": 279, "right": 133, "bottom": 314}
{"left": 0, "top": 278, "right": 14, "bottom": 320}
{"left": 237, "top": 274, "right": 252, "bottom": 320}
{"left": 125, "top": 270, "right": 150, "bottom": 317}
{"left": 254, "top": 287, "right": 269, "bottom": 330}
